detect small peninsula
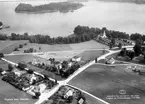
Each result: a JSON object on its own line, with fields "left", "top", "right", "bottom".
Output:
{"left": 15, "top": 2, "right": 84, "bottom": 13}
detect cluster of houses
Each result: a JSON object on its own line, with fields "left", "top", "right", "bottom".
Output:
{"left": 0, "top": 63, "right": 57, "bottom": 99}
{"left": 30, "top": 56, "right": 82, "bottom": 78}
{"left": 42, "top": 85, "right": 86, "bottom": 104}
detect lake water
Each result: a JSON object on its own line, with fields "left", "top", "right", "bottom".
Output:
{"left": 0, "top": 0, "right": 145, "bottom": 37}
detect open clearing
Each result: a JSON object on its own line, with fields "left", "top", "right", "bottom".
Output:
{"left": 13, "top": 43, "right": 72, "bottom": 53}
{"left": 0, "top": 40, "right": 28, "bottom": 54}
{"left": 68, "top": 64, "right": 145, "bottom": 104}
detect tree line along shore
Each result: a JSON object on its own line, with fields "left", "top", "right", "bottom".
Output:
{"left": 15, "top": 2, "right": 84, "bottom": 13}
{"left": 0, "top": 25, "right": 145, "bottom": 45}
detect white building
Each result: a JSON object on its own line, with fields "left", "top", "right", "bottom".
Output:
{"left": 72, "top": 56, "right": 81, "bottom": 62}
{"left": 101, "top": 30, "right": 107, "bottom": 38}
{"left": 106, "top": 58, "right": 115, "bottom": 64}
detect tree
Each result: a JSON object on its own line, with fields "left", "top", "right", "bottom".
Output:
{"left": 126, "top": 50, "right": 135, "bottom": 60}
{"left": 95, "top": 58, "right": 98, "bottom": 63}
{"left": 17, "top": 62, "right": 27, "bottom": 70}
{"left": 19, "top": 44, "right": 23, "bottom": 48}
{"left": 14, "top": 47, "right": 19, "bottom": 51}
{"left": 8, "top": 64, "right": 13, "bottom": 71}
{"left": 130, "top": 33, "right": 142, "bottom": 41}
{"left": 133, "top": 44, "right": 142, "bottom": 56}
{"left": 39, "top": 47, "right": 41, "bottom": 51}
{"left": 0, "top": 53, "right": 4, "bottom": 59}
{"left": 111, "top": 38, "right": 115, "bottom": 46}
{"left": 27, "top": 69, "right": 34, "bottom": 74}
{"left": 118, "top": 43, "right": 122, "bottom": 49}
{"left": 118, "top": 48, "right": 126, "bottom": 56}
{"left": 0, "top": 22, "right": 3, "bottom": 27}
{"left": 109, "top": 43, "right": 113, "bottom": 49}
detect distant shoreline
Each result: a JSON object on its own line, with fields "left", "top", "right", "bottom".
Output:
{"left": 97, "top": 0, "right": 145, "bottom": 4}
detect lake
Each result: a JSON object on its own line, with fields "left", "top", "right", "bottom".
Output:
{"left": 0, "top": 0, "right": 145, "bottom": 37}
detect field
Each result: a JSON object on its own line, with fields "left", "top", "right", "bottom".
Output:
{"left": 13, "top": 43, "right": 72, "bottom": 54}
{"left": 68, "top": 64, "right": 145, "bottom": 104}
{"left": 69, "top": 40, "right": 108, "bottom": 50}
{"left": 0, "top": 79, "right": 37, "bottom": 104}
{"left": 77, "top": 49, "right": 109, "bottom": 61}
{"left": 12, "top": 40, "right": 108, "bottom": 54}
{"left": 0, "top": 40, "right": 28, "bottom": 54}
{"left": 35, "top": 50, "right": 83, "bottom": 61}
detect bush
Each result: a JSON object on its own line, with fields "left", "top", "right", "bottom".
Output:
{"left": 0, "top": 53, "right": 4, "bottom": 58}
{"left": 19, "top": 44, "right": 23, "bottom": 48}
{"left": 33, "top": 92, "right": 41, "bottom": 99}
{"left": 17, "top": 62, "right": 27, "bottom": 70}
{"left": 14, "top": 47, "right": 19, "bottom": 51}
{"left": 66, "top": 96, "right": 73, "bottom": 103}
{"left": 27, "top": 69, "right": 34, "bottom": 74}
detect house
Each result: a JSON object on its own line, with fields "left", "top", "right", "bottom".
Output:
{"left": 72, "top": 56, "right": 81, "bottom": 62}
{"left": 78, "top": 98, "right": 85, "bottom": 104}
{"left": 106, "top": 58, "right": 115, "bottom": 64}
{"left": 64, "top": 89, "right": 73, "bottom": 99}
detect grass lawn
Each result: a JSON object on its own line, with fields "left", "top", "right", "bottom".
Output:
{"left": 70, "top": 40, "right": 108, "bottom": 50}
{"left": 36, "top": 50, "right": 83, "bottom": 61}
{"left": 0, "top": 40, "right": 28, "bottom": 54}
{"left": 14, "top": 43, "right": 72, "bottom": 53}
{"left": 13, "top": 40, "right": 108, "bottom": 54}
{"left": 77, "top": 49, "right": 109, "bottom": 61}
{"left": 68, "top": 64, "right": 145, "bottom": 104}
